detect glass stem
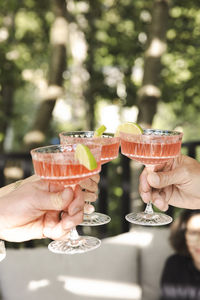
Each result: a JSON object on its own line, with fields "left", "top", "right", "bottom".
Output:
{"left": 69, "top": 227, "right": 81, "bottom": 247}
{"left": 144, "top": 164, "right": 156, "bottom": 215}
{"left": 144, "top": 201, "right": 154, "bottom": 214}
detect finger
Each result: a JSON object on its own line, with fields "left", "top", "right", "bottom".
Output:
{"left": 140, "top": 191, "right": 152, "bottom": 204}
{"left": 90, "top": 174, "right": 100, "bottom": 184}
{"left": 84, "top": 203, "right": 95, "bottom": 214}
{"left": 67, "top": 185, "right": 84, "bottom": 216}
{"left": 43, "top": 211, "right": 66, "bottom": 239}
{"left": 33, "top": 179, "right": 65, "bottom": 193}
{"left": 61, "top": 211, "right": 84, "bottom": 230}
{"left": 43, "top": 211, "right": 59, "bottom": 229}
{"left": 34, "top": 187, "right": 74, "bottom": 211}
{"left": 152, "top": 190, "right": 169, "bottom": 211}
{"left": 147, "top": 167, "right": 187, "bottom": 189}
{"left": 32, "top": 178, "right": 50, "bottom": 192}
{"left": 83, "top": 190, "right": 98, "bottom": 203}
{"left": 43, "top": 222, "right": 69, "bottom": 240}
{"left": 79, "top": 177, "right": 99, "bottom": 192}
{"left": 139, "top": 168, "right": 151, "bottom": 194}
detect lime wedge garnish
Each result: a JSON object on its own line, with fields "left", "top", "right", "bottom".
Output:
{"left": 94, "top": 125, "right": 107, "bottom": 137}
{"left": 115, "top": 122, "right": 143, "bottom": 137}
{"left": 75, "top": 144, "right": 97, "bottom": 170}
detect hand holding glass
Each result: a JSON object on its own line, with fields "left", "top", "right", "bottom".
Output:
{"left": 31, "top": 143, "right": 102, "bottom": 254}
{"left": 120, "top": 129, "right": 183, "bottom": 226}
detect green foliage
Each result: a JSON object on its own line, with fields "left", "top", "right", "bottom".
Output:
{"left": 0, "top": 0, "right": 52, "bottom": 148}
{"left": 159, "top": 1, "right": 200, "bottom": 139}
{"left": 1, "top": 0, "right": 200, "bottom": 148}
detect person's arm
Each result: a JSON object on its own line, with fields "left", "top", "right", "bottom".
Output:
{"left": 139, "top": 155, "right": 200, "bottom": 210}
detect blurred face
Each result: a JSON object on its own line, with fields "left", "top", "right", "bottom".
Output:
{"left": 185, "top": 214, "right": 200, "bottom": 269}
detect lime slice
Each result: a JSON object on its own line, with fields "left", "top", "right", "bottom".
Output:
{"left": 94, "top": 125, "right": 107, "bottom": 137}
{"left": 75, "top": 144, "right": 97, "bottom": 170}
{"left": 115, "top": 122, "right": 143, "bottom": 137}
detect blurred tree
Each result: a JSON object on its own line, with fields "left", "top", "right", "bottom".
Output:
{"left": 0, "top": 0, "right": 52, "bottom": 151}
{"left": 0, "top": 2, "right": 23, "bottom": 151}
{"left": 137, "top": 0, "right": 169, "bottom": 127}
{"left": 23, "top": 0, "right": 69, "bottom": 149}
{"left": 160, "top": 0, "right": 200, "bottom": 135}
{"left": 1, "top": 0, "right": 200, "bottom": 151}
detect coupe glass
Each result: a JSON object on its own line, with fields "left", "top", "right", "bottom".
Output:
{"left": 31, "top": 143, "right": 102, "bottom": 254}
{"left": 60, "top": 131, "right": 120, "bottom": 226}
{"left": 120, "top": 129, "right": 183, "bottom": 226}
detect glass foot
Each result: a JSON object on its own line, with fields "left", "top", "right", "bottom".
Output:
{"left": 125, "top": 211, "right": 173, "bottom": 226}
{"left": 48, "top": 236, "right": 101, "bottom": 254}
{"left": 81, "top": 212, "right": 111, "bottom": 226}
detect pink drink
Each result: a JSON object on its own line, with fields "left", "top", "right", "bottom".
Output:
{"left": 59, "top": 131, "right": 120, "bottom": 164}
{"left": 120, "top": 130, "right": 183, "bottom": 165}
{"left": 32, "top": 159, "right": 101, "bottom": 185}
{"left": 31, "top": 144, "right": 101, "bottom": 186}
{"left": 100, "top": 139, "right": 120, "bottom": 164}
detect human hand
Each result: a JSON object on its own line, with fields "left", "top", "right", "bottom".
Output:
{"left": 79, "top": 174, "right": 100, "bottom": 214}
{"left": 139, "top": 154, "right": 200, "bottom": 211}
{"left": 0, "top": 176, "right": 84, "bottom": 242}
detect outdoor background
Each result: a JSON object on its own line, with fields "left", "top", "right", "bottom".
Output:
{"left": 1, "top": 0, "right": 200, "bottom": 246}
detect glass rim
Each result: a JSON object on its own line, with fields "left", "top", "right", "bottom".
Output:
{"left": 30, "top": 143, "right": 102, "bottom": 155}
{"left": 59, "top": 131, "right": 120, "bottom": 144}
{"left": 59, "top": 131, "right": 116, "bottom": 138}
{"left": 120, "top": 129, "right": 183, "bottom": 138}
{"left": 144, "top": 129, "right": 183, "bottom": 136}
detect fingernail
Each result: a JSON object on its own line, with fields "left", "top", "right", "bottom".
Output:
{"left": 148, "top": 173, "right": 160, "bottom": 186}
{"left": 141, "top": 192, "right": 151, "bottom": 202}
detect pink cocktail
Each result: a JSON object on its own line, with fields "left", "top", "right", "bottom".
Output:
{"left": 60, "top": 131, "right": 120, "bottom": 164}
{"left": 32, "top": 147, "right": 101, "bottom": 186}
{"left": 59, "top": 131, "right": 120, "bottom": 226}
{"left": 31, "top": 143, "right": 102, "bottom": 254}
{"left": 120, "top": 129, "right": 183, "bottom": 226}
{"left": 120, "top": 129, "right": 182, "bottom": 165}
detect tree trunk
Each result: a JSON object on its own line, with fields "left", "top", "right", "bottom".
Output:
{"left": 0, "top": 86, "right": 14, "bottom": 151}
{"left": 84, "top": 0, "right": 102, "bottom": 130}
{"left": 137, "top": 0, "right": 169, "bottom": 127}
{"left": 24, "top": 0, "right": 68, "bottom": 149}
{"left": 0, "top": 12, "right": 16, "bottom": 151}
{"left": 131, "top": 0, "right": 169, "bottom": 216}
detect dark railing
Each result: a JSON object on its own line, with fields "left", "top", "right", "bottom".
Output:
{"left": 182, "top": 141, "right": 200, "bottom": 158}
{"left": 0, "top": 153, "right": 32, "bottom": 187}
{"left": 0, "top": 141, "right": 199, "bottom": 238}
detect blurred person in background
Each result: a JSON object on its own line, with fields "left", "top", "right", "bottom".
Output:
{"left": 160, "top": 209, "right": 200, "bottom": 300}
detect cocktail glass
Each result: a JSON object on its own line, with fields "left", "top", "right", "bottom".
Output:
{"left": 120, "top": 129, "right": 183, "bottom": 226}
{"left": 31, "top": 143, "right": 102, "bottom": 254}
{"left": 59, "top": 131, "right": 120, "bottom": 226}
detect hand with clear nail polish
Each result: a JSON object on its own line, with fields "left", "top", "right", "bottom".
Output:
{"left": 0, "top": 175, "right": 84, "bottom": 242}
{"left": 139, "top": 154, "right": 200, "bottom": 211}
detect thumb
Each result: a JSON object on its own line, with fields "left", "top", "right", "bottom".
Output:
{"left": 37, "top": 187, "right": 74, "bottom": 211}
{"left": 147, "top": 168, "right": 185, "bottom": 189}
